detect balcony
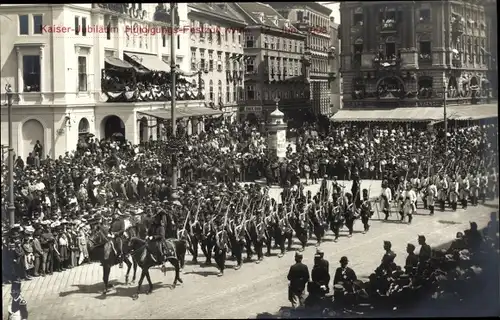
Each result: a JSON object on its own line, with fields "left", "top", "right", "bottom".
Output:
{"left": 380, "top": 19, "right": 397, "bottom": 33}
{"left": 418, "top": 53, "right": 432, "bottom": 64}
{"left": 373, "top": 55, "right": 401, "bottom": 69}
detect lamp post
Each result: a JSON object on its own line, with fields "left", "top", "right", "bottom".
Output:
{"left": 274, "top": 96, "right": 281, "bottom": 111}
{"left": 169, "top": 3, "right": 180, "bottom": 205}
{"left": 5, "top": 84, "right": 15, "bottom": 227}
{"left": 443, "top": 80, "right": 448, "bottom": 153}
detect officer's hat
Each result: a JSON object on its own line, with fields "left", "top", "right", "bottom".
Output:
{"left": 340, "top": 256, "right": 348, "bottom": 264}
{"left": 11, "top": 281, "right": 21, "bottom": 293}
{"left": 384, "top": 240, "right": 392, "bottom": 247}
{"left": 295, "top": 251, "right": 303, "bottom": 259}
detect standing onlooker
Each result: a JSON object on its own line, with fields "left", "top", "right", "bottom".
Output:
{"left": 32, "top": 230, "right": 43, "bottom": 277}
{"left": 77, "top": 225, "right": 89, "bottom": 265}
{"left": 34, "top": 140, "right": 43, "bottom": 158}
{"left": 287, "top": 252, "right": 309, "bottom": 308}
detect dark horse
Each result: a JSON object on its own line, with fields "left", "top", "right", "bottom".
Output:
{"left": 128, "top": 237, "right": 186, "bottom": 300}
{"left": 87, "top": 233, "right": 138, "bottom": 294}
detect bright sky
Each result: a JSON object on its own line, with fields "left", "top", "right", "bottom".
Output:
{"left": 319, "top": 2, "right": 340, "bottom": 23}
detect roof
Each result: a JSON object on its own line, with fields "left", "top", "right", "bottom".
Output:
{"left": 264, "top": 2, "right": 332, "bottom": 16}
{"left": 331, "top": 104, "right": 498, "bottom": 122}
{"left": 235, "top": 2, "right": 300, "bottom": 34}
{"left": 188, "top": 3, "right": 246, "bottom": 26}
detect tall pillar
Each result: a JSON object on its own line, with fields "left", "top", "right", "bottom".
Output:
{"left": 39, "top": 46, "right": 45, "bottom": 103}
{"left": 401, "top": 3, "right": 418, "bottom": 69}
{"left": 407, "top": 4, "right": 416, "bottom": 50}
{"left": 16, "top": 48, "right": 23, "bottom": 103}
{"left": 443, "top": 1, "right": 452, "bottom": 68}
{"left": 431, "top": 2, "right": 446, "bottom": 67}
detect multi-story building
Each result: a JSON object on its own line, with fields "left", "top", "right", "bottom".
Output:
{"left": 0, "top": 3, "right": 218, "bottom": 160}
{"left": 329, "top": 17, "right": 341, "bottom": 114}
{"left": 187, "top": 3, "right": 247, "bottom": 120}
{"left": 338, "top": 1, "right": 497, "bottom": 112}
{"left": 483, "top": 0, "right": 497, "bottom": 98}
{"left": 267, "top": 2, "right": 333, "bottom": 116}
{"left": 231, "top": 2, "right": 308, "bottom": 122}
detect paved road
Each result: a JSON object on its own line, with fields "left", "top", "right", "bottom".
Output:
{"left": 2, "top": 181, "right": 497, "bottom": 320}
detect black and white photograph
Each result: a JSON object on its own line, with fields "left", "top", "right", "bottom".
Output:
{"left": 0, "top": 1, "right": 498, "bottom": 319}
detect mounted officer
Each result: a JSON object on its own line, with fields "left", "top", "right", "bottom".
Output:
{"left": 146, "top": 210, "right": 168, "bottom": 269}
{"left": 109, "top": 210, "right": 127, "bottom": 268}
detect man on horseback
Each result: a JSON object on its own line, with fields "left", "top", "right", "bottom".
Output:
{"left": 109, "top": 210, "right": 127, "bottom": 268}
{"left": 147, "top": 210, "right": 168, "bottom": 269}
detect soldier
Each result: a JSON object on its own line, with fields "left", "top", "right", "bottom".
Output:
{"left": 479, "top": 171, "right": 488, "bottom": 203}
{"left": 188, "top": 215, "right": 202, "bottom": 263}
{"left": 147, "top": 211, "right": 168, "bottom": 269}
{"left": 254, "top": 214, "right": 266, "bottom": 263}
{"left": 404, "top": 243, "right": 418, "bottom": 276}
{"left": 488, "top": 168, "right": 497, "bottom": 200}
{"left": 427, "top": 177, "right": 438, "bottom": 215}
{"left": 231, "top": 217, "right": 245, "bottom": 269}
{"left": 8, "top": 281, "right": 28, "bottom": 320}
{"left": 287, "top": 252, "right": 309, "bottom": 309}
{"left": 214, "top": 224, "right": 228, "bottom": 277}
{"left": 343, "top": 193, "right": 356, "bottom": 237}
{"left": 410, "top": 174, "right": 420, "bottom": 208}
{"left": 469, "top": 172, "right": 480, "bottom": 206}
{"left": 449, "top": 176, "right": 459, "bottom": 211}
{"left": 420, "top": 175, "right": 429, "bottom": 209}
{"left": 360, "top": 189, "right": 373, "bottom": 234}
{"left": 402, "top": 184, "right": 417, "bottom": 224}
{"left": 378, "top": 240, "right": 397, "bottom": 275}
{"left": 109, "top": 210, "right": 126, "bottom": 268}
{"left": 437, "top": 174, "right": 449, "bottom": 212}
{"left": 458, "top": 173, "right": 470, "bottom": 209}
{"left": 380, "top": 180, "right": 392, "bottom": 221}
{"left": 201, "top": 214, "right": 215, "bottom": 265}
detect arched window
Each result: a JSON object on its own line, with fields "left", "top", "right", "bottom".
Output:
{"left": 417, "top": 76, "right": 433, "bottom": 98}
{"left": 78, "top": 118, "right": 90, "bottom": 135}
{"left": 218, "top": 80, "right": 222, "bottom": 103}
{"left": 209, "top": 80, "right": 214, "bottom": 101}
{"left": 226, "top": 82, "right": 230, "bottom": 103}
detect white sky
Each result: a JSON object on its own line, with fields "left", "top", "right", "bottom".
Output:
{"left": 319, "top": 2, "right": 340, "bottom": 23}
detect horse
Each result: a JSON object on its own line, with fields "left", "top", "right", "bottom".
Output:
{"left": 128, "top": 237, "right": 185, "bottom": 300}
{"left": 87, "top": 233, "right": 138, "bottom": 294}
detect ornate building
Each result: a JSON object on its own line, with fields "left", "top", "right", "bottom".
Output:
{"left": 232, "top": 2, "right": 308, "bottom": 122}
{"left": 187, "top": 3, "right": 247, "bottom": 119}
{"left": 266, "top": 2, "right": 334, "bottom": 116}
{"left": 339, "top": 1, "right": 496, "bottom": 110}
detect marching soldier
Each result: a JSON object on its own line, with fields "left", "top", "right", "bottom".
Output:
{"left": 188, "top": 215, "right": 202, "bottom": 263}
{"left": 343, "top": 192, "right": 356, "bottom": 237}
{"left": 458, "top": 173, "right": 470, "bottom": 209}
{"left": 479, "top": 171, "right": 488, "bottom": 203}
{"left": 214, "top": 224, "right": 228, "bottom": 277}
{"left": 230, "top": 216, "right": 244, "bottom": 270}
{"left": 449, "top": 176, "right": 459, "bottom": 211}
{"left": 201, "top": 214, "right": 216, "bottom": 265}
{"left": 437, "top": 174, "right": 449, "bottom": 212}
{"left": 8, "top": 281, "right": 28, "bottom": 320}
{"left": 402, "top": 184, "right": 417, "bottom": 224}
{"left": 469, "top": 172, "right": 480, "bottom": 206}
{"left": 254, "top": 214, "right": 266, "bottom": 263}
{"left": 427, "top": 177, "right": 438, "bottom": 215}
{"left": 410, "top": 174, "right": 420, "bottom": 208}
{"left": 488, "top": 168, "right": 497, "bottom": 200}
{"left": 380, "top": 180, "right": 392, "bottom": 221}
{"left": 419, "top": 174, "right": 429, "bottom": 209}
{"left": 360, "top": 189, "right": 373, "bottom": 233}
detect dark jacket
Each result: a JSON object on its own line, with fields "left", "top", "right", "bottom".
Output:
{"left": 405, "top": 253, "right": 419, "bottom": 274}
{"left": 418, "top": 244, "right": 432, "bottom": 263}
{"left": 311, "top": 264, "right": 330, "bottom": 287}
{"left": 287, "top": 262, "right": 310, "bottom": 292}
{"left": 333, "top": 266, "right": 357, "bottom": 286}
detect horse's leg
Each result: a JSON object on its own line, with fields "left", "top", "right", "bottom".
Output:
{"left": 132, "top": 269, "right": 147, "bottom": 300}
{"left": 132, "top": 260, "right": 138, "bottom": 283}
{"left": 124, "top": 257, "right": 132, "bottom": 285}
{"left": 145, "top": 269, "right": 153, "bottom": 294}
{"left": 169, "top": 258, "right": 182, "bottom": 286}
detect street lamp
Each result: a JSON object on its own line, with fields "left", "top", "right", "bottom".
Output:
{"left": 5, "top": 84, "right": 15, "bottom": 227}
{"left": 169, "top": 3, "right": 180, "bottom": 206}
{"left": 443, "top": 80, "right": 448, "bottom": 153}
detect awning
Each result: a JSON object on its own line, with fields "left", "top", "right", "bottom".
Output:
{"left": 331, "top": 107, "right": 445, "bottom": 122}
{"left": 447, "top": 104, "right": 498, "bottom": 120}
{"left": 105, "top": 57, "right": 134, "bottom": 69}
{"left": 124, "top": 52, "right": 170, "bottom": 72}
{"left": 138, "top": 107, "right": 222, "bottom": 120}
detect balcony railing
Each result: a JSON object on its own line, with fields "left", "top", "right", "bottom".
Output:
{"left": 418, "top": 53, "right": 432, "bottom": 63}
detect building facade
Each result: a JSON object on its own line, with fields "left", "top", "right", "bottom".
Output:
{"left": 232, "top": 2, "right": 308, "bottom": 122}
{"left": 0, "top": 3, "right": 217, "bottom": 160}
{"left": 187, "top": 3, "right": 247, "bottom": 118}
{"left": 329, "top": 17, "right": 341, "bottom": 114}
{"left": 339, "top": 1, "right": 496, "bottom": 110}
{"left": 267, "top": 2, "right": 334, "bottom": 116}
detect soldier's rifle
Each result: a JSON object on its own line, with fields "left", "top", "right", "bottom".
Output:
{"left": 223, "top": 194, "right": 234, "bottom": 229}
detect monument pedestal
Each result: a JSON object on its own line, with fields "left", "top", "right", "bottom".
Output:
{"left": 266, "top": 106, "right": 287, "bottom": 160}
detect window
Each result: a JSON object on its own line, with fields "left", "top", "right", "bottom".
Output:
{"left": 225, "top": 53, "right": 230, "bottom": 71}
{"left": 106, "top": 23, "right": 111, "bottom": 40}
{"left": 200, "top": 50, "right": 206, "bottom": 70}
{"left": 246, "top": 35, "right": 254, "bottom": 48}
{"left": 216, "top": 30, "right": 221, "bottom": 45}
{"left": 246, "top": 57, "right": 255, "bottom": 73}
{"left": 270, "top": 37, "right": 275, "bottom": 50}
{"left": 353, "top": 12, "right": 363, "bottom": 25}
{"left": 209, "top": 51, "right": 214, "bottom": 71}
{"left": 232, "top": 30, "right": 235, "bottom": 43}
{"left": 162, "top": 34, "right": 167, "bottom": 47}
{"left": 78, "top": 56, "right": 87, "bottom": 91}
{"left": 233, "top": 84, "right": 237, "bottom": 101}
{"left": 82, "top": 17, "right": 87, "bottom": 36}
{"left": 295, "top": 42, "right": 297, "bottom": 52}
{"left": 386, "top": 42, "right": 396, "bottom": 58}
{"left": 208, "top": 29, "right": 213, "bottom": 42}
{"left": 419, "top": 9, "right": 431, "bottom": 22}
{"left": 419, "top": 41, "right": 431, "bottom": 60}
{"left": 19, "top": 15, "right": 29, "bottom": 35}
{"left": 23, "top": 55, "right": 41, "bottom": 92}
{"left": 209, "top": 80, "right": 214, "bottom": 101}
{"left": 75, "top": 16, "right": 80, "bottom": 35}
{"left": 33, "top": 15, "right": 43, "bottom": 34}
{"left": 238, "top": 33, "right": 242, "bottom": 44}
{"left": 177, "top": 35, "right": 180, "bottom": 50}
{"left": 246, "top": 85, "right": 255, "bottom": 100}
{"left": 264, "top": 36, "right": 268, "bottom": 49}
{"left": 191, "top": 49, "right": 197, "bottom": 70}
{"left": 226, "top": 83, "right": 230, "bottom": 103}
{"left": 200, "top": 79, "right": 205, "bottom": 90}
{"left": 289, "top": 40, "right": 292, "bottom": 51}
{"left": 218, "top": 80, "right": 223, "bottom": 102}
{"left": 200, "top": 22, "right": 205, "bottom": 39}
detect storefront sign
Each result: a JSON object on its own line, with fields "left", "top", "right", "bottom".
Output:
{"left": 244, "top": 106, "right": 263, "bottom": 113}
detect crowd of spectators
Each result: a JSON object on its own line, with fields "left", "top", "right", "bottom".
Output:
{"left": 1, "top": 118, "right": 497, "bottom": 283}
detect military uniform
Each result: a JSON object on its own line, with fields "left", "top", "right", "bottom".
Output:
{"left": 214, "top": 226, "right": 228, "bottom": 276}
{"left": 458, "top": 174, "right": 470, "bottom": 209}
{"left": 437, "top": 175, "right": 449, "bottom": 211}
{"left": 402, "top": 184, "right": 417, "bottom": 224}
{"left": 380, "top": 180, "right": 392, "bottom": 221}
{"left": 360, "top": 189, "right": 373, "bottom": 233}
{"left": 426, "top": 179, "right": 438, "bottom": 215}
{"left": 469, "top": 173, "right": 480, "bottom": 206}
{"left": 449, "top": 177, "right": 459, "bottom": 211}
{"left": 147, "top": 213, "right": 167, "bottom": 264}
{"left": 287, "top": 252, "right": 309, "bottom": 308}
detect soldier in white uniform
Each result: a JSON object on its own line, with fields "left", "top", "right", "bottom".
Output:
{"left": 380, "top": 180, "right": 392, "bottom": 221}
{"left": 402, "top": 184, "right": 417, "bottom": 224}
{"left": 479, "top": 172, "right": 488, "bottom": 204}
{"left": 419, "top": 175, "right": 429, "bottom": 209}
{"left": 458, "top": 173, "right": 470, "bottom": 209}
{"left": 469, "top": 172, "right": 481, "bottom": 206}
{"left": 449, "top": 176, "right": 459, "bottom": 211}
{"left": 410, "top": 175, "right": 420, "bottom": 208}
{"left": 437, "top": 174, "right": 449, "bottom": 212}
{"left": 426, "top": 178, "right": 438, "bottom": 215}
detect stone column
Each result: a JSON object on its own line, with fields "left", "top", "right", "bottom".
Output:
{"left": 407, "top": 4, "right": 416, "bottom": 50}
{"left": 431, "top": 2, "right": 445, "bottom": 66}
{"left": 16, "top": 47, "right": 23, "bottom": 102}
{"left": 400, "top": 4, "right": 418, "bottom": 69}
{"left": 39, "top": 46, "right": 45, "bottom": 102}
{"left": 443, "top": 1, "right": 452, "bottom": 68}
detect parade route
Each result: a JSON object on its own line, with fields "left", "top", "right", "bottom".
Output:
{"left": 2, "top": 180, "right": 497, "bottom": 320}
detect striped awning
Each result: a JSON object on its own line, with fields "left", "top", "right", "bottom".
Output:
{"left": 124, "top": 52, "right": 170, "bottom": 72}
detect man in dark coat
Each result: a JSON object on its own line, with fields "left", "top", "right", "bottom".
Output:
{"left": 405, "top": 243, "right": 419, "bottom": 275}
{"left": 147, "top": 211, "right": 167, "bottom": 268}
{"left": 333, "top": 256, "right": 357, "bottom": 292}
{"left": 287, "top": 252, "right": 309, "bottom": 308}
{"left": 109, "top": 211, "right": 127, "bottom": 267}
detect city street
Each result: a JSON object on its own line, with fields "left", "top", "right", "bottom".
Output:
{"left": 2, "top": 180, "right": 496, "bottom": 320}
